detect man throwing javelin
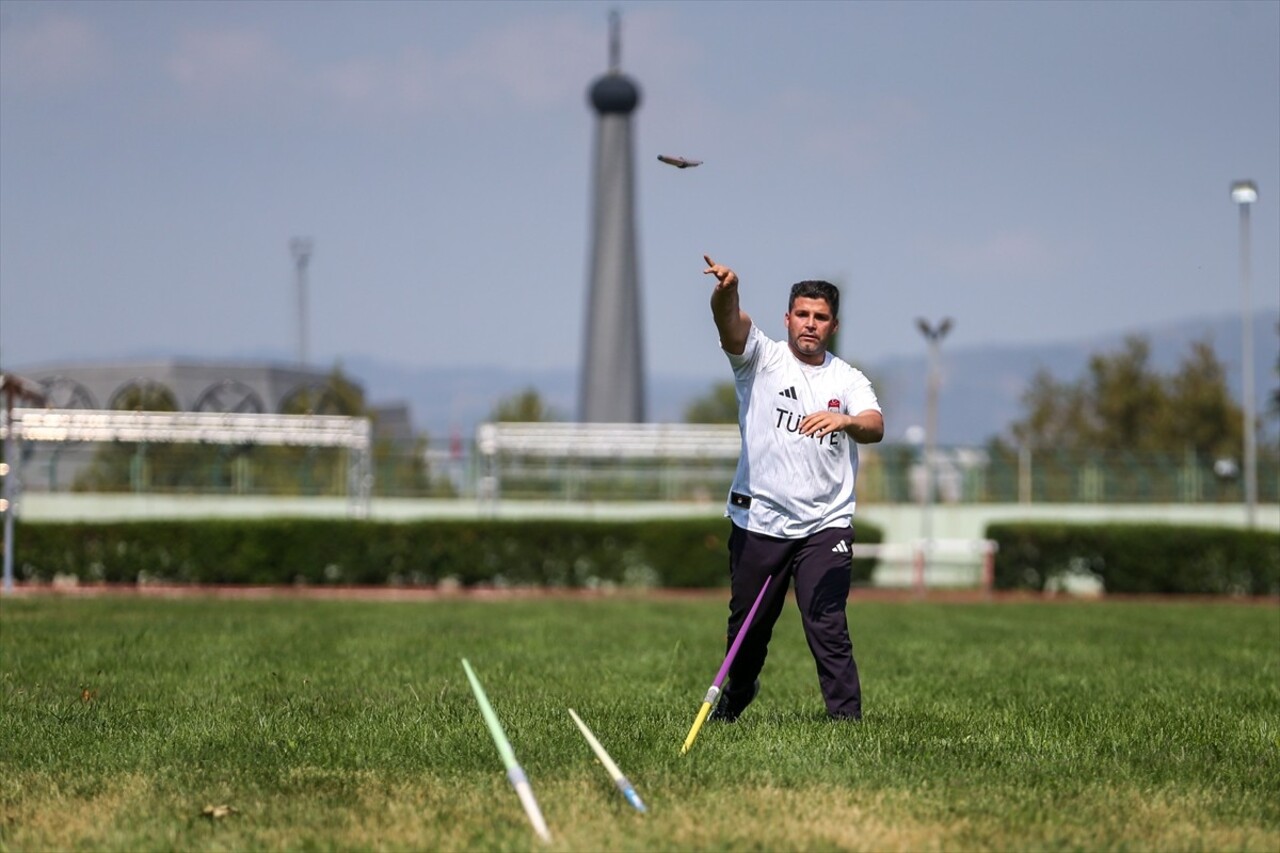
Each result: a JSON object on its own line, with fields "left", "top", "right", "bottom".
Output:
{"left": 702, "top": 254, "right": 884, "bottom": 722}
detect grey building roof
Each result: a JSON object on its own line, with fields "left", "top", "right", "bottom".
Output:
{"left": 14, "top": 359, "right": 413, "bottom": 445}
{"left": 19, "top": 360, "right": 343, "bottom": 414}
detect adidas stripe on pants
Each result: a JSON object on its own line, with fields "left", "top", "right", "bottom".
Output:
{"left": 722, "top": 523, "right": 862, "bottom": 719}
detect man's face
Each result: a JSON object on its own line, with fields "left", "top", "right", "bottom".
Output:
{"left": 785, "top": 297, "right": 838, "bottom": 364}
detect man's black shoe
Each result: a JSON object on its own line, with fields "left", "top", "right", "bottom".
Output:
{"left": 709, "top": 680, "right": 760, "bottom": 722}
{"left": 828, "top": 711, "right": 862, "bottom": 722}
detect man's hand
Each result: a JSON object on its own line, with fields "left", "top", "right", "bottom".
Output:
{"left": 703, "top": 255, "right": 738, "bottom": 291}
{"left": 704, "top": 254, "right": 750, "bottom": 355}
{"left": 800, "top": 409, "right": 885, "bottom": 444}
{"left": 799, "top": 411, "right": 848, "bottom": 439}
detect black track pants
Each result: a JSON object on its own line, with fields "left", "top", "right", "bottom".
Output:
{"left": 723, "top": 523, "right": 862, "bottom": 719}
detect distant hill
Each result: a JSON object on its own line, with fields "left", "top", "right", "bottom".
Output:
{"left": 346, "top": 309, "right": 1278, "bottom": 448}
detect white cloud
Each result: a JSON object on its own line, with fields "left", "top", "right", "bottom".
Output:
{"left": 937, "top": 229, "right": 1059, "bottom": 278}
{"left": 448, "top": 15, "right": 600, "bottom": 110}
{"left": 0, "top": 13, "right": 111, "bottom": 94}
{"left": 315, "top": 47, "right": 453, "bottom": 116}
{"left": 166, "top": 27, "right": 294, "bottom": 101}
{"left": 161, "top": 10, "right": 694, "bottom": 122}
{"left": 163, "top": 16, "right": 598, "bottom": 119}
{"left": 740, "top": 88, "right": 927, "bottom": 177}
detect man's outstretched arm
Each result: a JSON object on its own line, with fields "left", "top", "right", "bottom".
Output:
{"left": 703, "top": 254, "right": 751, "bottom": 356}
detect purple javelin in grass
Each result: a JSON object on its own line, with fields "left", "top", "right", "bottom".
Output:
{"left": 680, "top": 573, "right": 773, "bottom": 754}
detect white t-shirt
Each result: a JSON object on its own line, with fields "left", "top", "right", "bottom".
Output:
{"left": 724, "top": 323, "right": 882, "bottom": 538}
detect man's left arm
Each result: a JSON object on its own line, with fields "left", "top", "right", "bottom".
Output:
{"left": 798, "top": 409, "right": 884, "bottom": 444}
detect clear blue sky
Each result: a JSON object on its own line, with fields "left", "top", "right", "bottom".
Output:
{"left": 2, "top": 0, "right": 1277, "bottom": 383}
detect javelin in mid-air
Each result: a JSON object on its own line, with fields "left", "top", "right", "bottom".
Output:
{"left": 657, "top": 154, "right": 703, "bottom": 169}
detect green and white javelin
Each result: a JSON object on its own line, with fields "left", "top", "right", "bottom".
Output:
{"left": 460, "top": 659, "right": 551, "bottom": 843}
{"left": 567, "top": 708, "right": 647, "bottom": 813}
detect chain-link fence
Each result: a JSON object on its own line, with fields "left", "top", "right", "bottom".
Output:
{"left": 6, "top": 437, "right": 1277, "bottom": 505}
{"left": 858, "top": 444, "right": 1279, "bottom": 504}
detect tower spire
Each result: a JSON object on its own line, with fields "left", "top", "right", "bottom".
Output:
{"left": 580, "top": 12, "right": 644, "bottom": 423}
{"left": 608, "top": 9, "right": 620, "bottom": 72}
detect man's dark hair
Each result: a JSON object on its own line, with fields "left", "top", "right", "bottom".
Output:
{"left": 789, "top": 280, "right": 840, "bottom": 317}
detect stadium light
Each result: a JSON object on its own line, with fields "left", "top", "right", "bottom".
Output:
{"left": 1230, "top": 180, "right": 1257, "bottom": 528}
{"left": 290, "top": 238, "right": 313, "bottom": 367}
{"left": 916, "top": 318, "right": 954, "bottom": 579}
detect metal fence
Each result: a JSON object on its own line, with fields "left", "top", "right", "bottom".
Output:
{"left": 4, "top": 431, "right": 1277, "bottom": 506}
{"left": 859, "top": 445, "right": 1279, "bottom": 505}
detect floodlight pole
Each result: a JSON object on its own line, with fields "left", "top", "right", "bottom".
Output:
{"left": 916, "top": 318, "right": 953, "bottom": 580}
{"left": 290, "top": 238, "right": 313, "bottom": 367}
{"left": 1231, "top": 181, "right": 1257, "bottom": 529}
{"left": 1, "top": 374, "right": 46, "bottom": 595}
{"left": 1, "top": 410, "right": 14, "bottom": 595}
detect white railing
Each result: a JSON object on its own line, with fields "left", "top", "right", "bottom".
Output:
{"left": 475, "top": 422, "right": 741, "bottom": 504}
{"left": 1, "top": 407, "right": 374, "bottom": 593}
{"left": 3, "top": 408, "right": 371, "bottom": 448}
{"left": 476, "top": 422, "right": 741, "bottom": 459}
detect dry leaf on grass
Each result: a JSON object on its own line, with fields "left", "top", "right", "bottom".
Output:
{"left": 201, "top": 804, "right": 237, "bottom": 819}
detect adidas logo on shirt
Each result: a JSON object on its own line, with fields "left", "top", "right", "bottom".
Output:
{"left": 778, "top": 386, "right": 798, "bottom": 399}
{"left": 831, "top": 540, "right": 850, "bottom": 554}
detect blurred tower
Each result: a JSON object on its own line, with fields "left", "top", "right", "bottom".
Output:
{"left": 290, "top": 237, "right": 313, "bottom": 366}
{"left": 579, "top": 11, "right": 644, "bottom": 422}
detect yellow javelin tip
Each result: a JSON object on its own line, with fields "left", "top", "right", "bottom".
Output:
{"left": 681, "top": 702, "right": 713, "bottom": 755}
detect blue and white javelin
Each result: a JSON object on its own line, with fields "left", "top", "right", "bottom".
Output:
{"left": 567, "top": 708, "right": 647, "bottom": 813}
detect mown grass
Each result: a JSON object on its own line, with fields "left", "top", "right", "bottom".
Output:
{"left": 1, "top": 593, "right": 1277, "bottom": 851}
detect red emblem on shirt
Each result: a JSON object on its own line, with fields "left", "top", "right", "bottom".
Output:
{"left": 827, "top": 398, "right": 841, "bottom": 412}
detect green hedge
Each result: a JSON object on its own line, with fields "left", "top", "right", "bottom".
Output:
{"left": 11, "top": 518, "right": 883, "bottom": 589}
{"left": 986, "top": 522, "right": 1280, "bottom": 595}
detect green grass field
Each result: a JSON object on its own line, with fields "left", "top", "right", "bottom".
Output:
{"left": 1, "top": 593, "right": 1277, "bottom": 851}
